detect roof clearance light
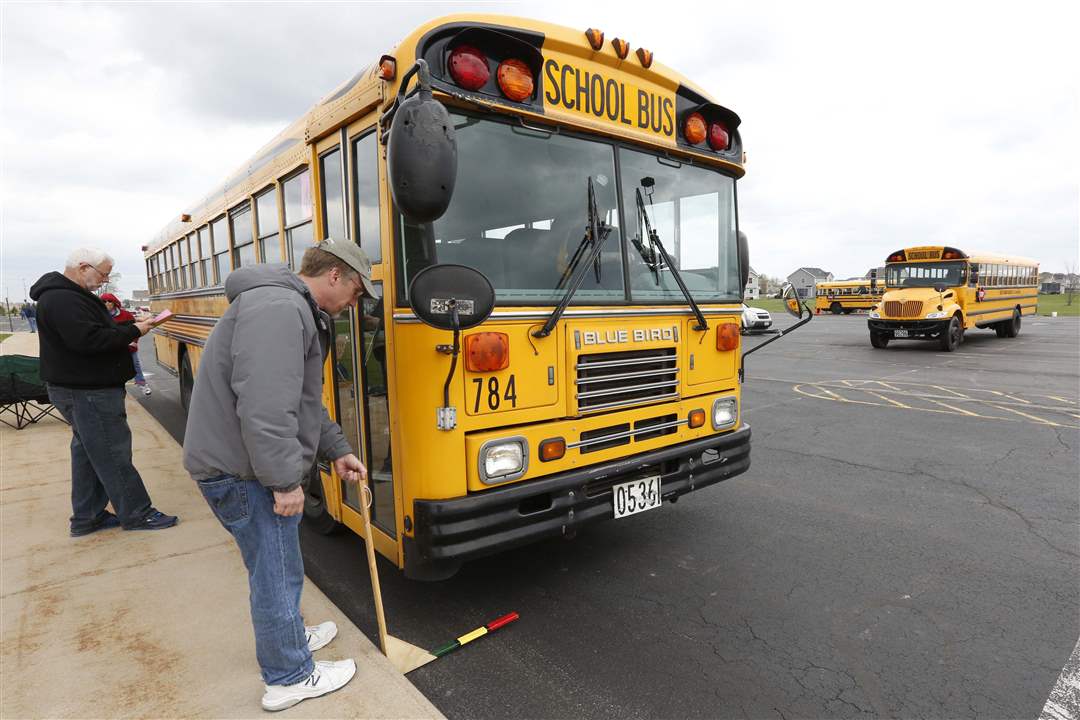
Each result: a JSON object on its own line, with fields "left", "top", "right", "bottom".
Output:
{"left": 636, "top": 47, "right": 654, "bottom": 68}
{"left": 716, "top": 322, "right": 739, "bottom": 351}
{"left": 683, "top": 112, "right": 707, "bottom": 145}
{"left": 448, "top": 45, "right": 489, "bottom": 91}
{"left": 496, "top": 59, "right": 534, "bottom": 102}
{"left": 465, "top": 332, "right": 509, "bottom": 372}
{"left": 585, "top": 28, "right": 605, "bottom": 51}
{"left": 708, "top": 121, "right": 730, "bottom": 151}
{"left": 612, "top": 38, "right": 630, "bottom": 60}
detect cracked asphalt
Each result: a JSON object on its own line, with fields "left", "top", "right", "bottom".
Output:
{"left": 136, "top": 314, "right": 1079, "bottom": 719}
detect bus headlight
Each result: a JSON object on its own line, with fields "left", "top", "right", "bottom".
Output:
{"left": 712, "top": 397, "right": 738, "bottom": 430}
{"left": 925, "top": 311, "right": 947, "bottom": 319}
{"left": 869, "top": 311, "right": 881, "bottom": 319}
{"left": 479, "top": 437, "right": 528, "bottom": 484}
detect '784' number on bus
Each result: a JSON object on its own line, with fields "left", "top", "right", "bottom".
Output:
{"left": 472, "top": 375, "right": 517, "bottom": 413}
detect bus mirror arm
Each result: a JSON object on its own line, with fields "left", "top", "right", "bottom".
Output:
{"left": 437, "top": 305, "right": 461, "bottom": 431}
{"left": 739, "top": 285, "right": 812, "bottom": 382}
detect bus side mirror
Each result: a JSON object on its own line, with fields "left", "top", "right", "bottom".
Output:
{"left": 384, "top": 60, "right": 458, "bottom": 223}
{"left": 737, "top": 230, "right": 749, "bottom": 297}
{"left": 408, "top": 264, "right": 495, "bottom": 331}
{"left": 781, "top": 282, "right": 805, "bottom": 318}
{"left": 408, "top": 264, "right": 495, "bottom": 431}
{"left": 933, "top": 283, "right": 947, "bottom": 293}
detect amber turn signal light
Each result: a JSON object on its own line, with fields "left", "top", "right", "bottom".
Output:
{"left": 378, "top": 55, "right": 396, "bottom": 81}
{"left": 497, "top": 59, "right": 534, "bottom": 102}
{"left": 465, "top": 332, "right": 509, "bottom": 372}
{"left": 683, "top": 112, "right": 707, "bottom": 145}
{"left": 688, "top": 409, "right": 706, "bottom": 429}
{"left": 539, "top": 437, "right": 566, "bottom": 462}
{"left": 716, "top": 323, "right": 739, "bottom": 351}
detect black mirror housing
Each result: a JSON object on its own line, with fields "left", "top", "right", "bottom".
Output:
{"left": 386, "top": 61, "right": 458, "bottom": 223}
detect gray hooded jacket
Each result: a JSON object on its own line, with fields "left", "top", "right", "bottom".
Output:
{"left": 182, "top": 265, "right": 352, "bottom": 491}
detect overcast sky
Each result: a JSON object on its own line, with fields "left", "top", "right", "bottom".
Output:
{"left": 2, "top": 1, "right": 1077, "bottom": 300}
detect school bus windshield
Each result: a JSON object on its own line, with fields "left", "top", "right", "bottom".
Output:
{"left": 886, "top": 261, "right": 967, "bottom": 288}
{"left": 396, "top": 112, "right": 742, "bottom": 305}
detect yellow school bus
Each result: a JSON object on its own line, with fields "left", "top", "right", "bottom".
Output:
{"left": 867, "top": 246, "right": 1038, "bottom": 351}
{"left": 144, "top": 14, "right": 808, "bottom": 579}
{"left": 814, "top": 279, "right": 883, "bottom": 314}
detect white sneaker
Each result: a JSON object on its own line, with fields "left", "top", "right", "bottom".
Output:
{"left": 142, "top": 386, "right": 152, "bottom": 396}
{"left": 261, "top": 659, "right": 356, "bottom": 712}
{"left": 305, "top": 621, "right": 338, "bottom": 652}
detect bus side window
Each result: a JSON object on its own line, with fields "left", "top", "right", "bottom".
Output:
{"left": 352, "top": 131, "right": 382, "bottom": 263}
{"left": 320, "top": 147, "right": 346, "bottom": 240}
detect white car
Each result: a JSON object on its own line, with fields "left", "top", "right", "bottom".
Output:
{"left": 741, "top": 304, "right": 772, "bottom": 333}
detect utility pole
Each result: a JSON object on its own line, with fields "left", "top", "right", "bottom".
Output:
{"left": 5, "top": 294, "right": 13, "bottom": 333}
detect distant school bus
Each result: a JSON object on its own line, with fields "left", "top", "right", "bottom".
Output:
{"left": 867, "top": 246, "right": 1038, "bottom": 351}
{"left": 814, "top": 279, "right": 883, "bottom": 314}
{"left": 142, "top": 14, "right": 809, "bottom": 579}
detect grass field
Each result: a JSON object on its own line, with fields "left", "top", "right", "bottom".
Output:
{"left": 0, "top": 333, "right": 10, "bottom": 343}
{"left": 1035, "top": 293, "right": 1080, "bottom": 316}
{"left": 747, "top": 294, "right": 1078, "bottom": 316}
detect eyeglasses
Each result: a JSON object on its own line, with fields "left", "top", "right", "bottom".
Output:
{"left": 84, "top": 263, "right": 111, "bottom": 280}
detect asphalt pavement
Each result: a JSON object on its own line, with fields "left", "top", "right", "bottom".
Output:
{"left": 134, "top": 314, "right": 1080, "bottom": 719}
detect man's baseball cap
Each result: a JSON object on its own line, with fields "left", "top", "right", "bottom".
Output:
{"left": 316, "top": 237, "right": 375, "bottom": 297}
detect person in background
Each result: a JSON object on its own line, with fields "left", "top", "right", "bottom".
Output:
{"left": 21, "top": 302, "right": 37, "bottom": 332}
{"left": 183, "top": 238, "right": 372, "bottom": 711}
{"left": 30, "top": 248, "right": 178, "bottom": 536}
{"left": 100, "top": 293, "right": 151, "bottom": 396}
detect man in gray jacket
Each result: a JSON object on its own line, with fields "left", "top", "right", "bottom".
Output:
{"left": 183, "top": 238, "right": 372, "bottom": 711}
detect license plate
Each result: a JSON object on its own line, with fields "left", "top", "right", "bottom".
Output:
{"left": 894, "top": 329, "right": 909, "bottom": 338}
{"left": 613, "top": 475, "right": 662, "bottom": 518}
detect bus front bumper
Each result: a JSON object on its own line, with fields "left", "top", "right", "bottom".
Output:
{"left": 868, "top": 318, "right": 948, "bottom": 339}
{"left": 405, "top": 425, "right": 751, "bottom": 578}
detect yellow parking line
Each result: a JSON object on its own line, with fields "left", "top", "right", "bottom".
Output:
{"left": 875, "top": 381, "right": 903, "bottom": 392}
{"left": 927, "top": 399, "right": 981, "bottom": 417}
{"left": 995, "top": 405, "right": 1062, "bottom": 427}
{"left": 1046, "top": 395, "right": 1077, "bottom": 405}
{"left": 865, "top": 391, "right": 911, "bottom": 409}
{"left": 933, "top": 385, "right": 972, "bottom": 399}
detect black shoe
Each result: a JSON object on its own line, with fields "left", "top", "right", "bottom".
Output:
{"left": 70, "top": 511, "right": 121, "bottom": 537}
{"left": 123, "top": 509, "right": 179, "bottom": 531}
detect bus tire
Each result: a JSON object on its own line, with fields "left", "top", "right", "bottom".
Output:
{"left": 830, "top": 302, "right": 842, "bottom": 314}
{"left": 179, "top": 348, "right": 194, "bottom": 412}
{"left": 302, "top": 465, "right": 341, "bottom": 535}
{"left": 939, "top": 316, "right": 962, "bottom": 352}
{"left": 870, "top": 332, "right": 889, "bottom": 348}
{"left": 994, "top": 322, "right": 1008, "bottom": 338}
{"left": 1004, "top": 309, "right": 1021, "bottom": 338}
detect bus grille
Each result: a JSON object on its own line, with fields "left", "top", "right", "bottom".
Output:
{"left": 883, "top": 300, "right": 924, "bottom": 317}
{"left": 575, "top": 348, "right": 678, "bottom": 413}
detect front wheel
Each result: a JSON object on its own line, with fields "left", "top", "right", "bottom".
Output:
{"left": 302, "top": 465, "right": 341, "bottom": 535}
{"left": 939, "top": 316, "right": 962, "bottom": 352}
{"left": 870, "top": 332, "right": 890, "bottom": 348}
{"left": 830, "top": 302, "right": 842, "bottom": 314}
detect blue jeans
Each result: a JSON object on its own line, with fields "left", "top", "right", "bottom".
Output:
{"left": 27, "top": 317, "right": 37, "bottom": 333}
{"left": 197, "top": 475, "right": 313, "bottom": 686}
{"left": 131, "top": 349, "right": 146, "bottom": 385}
{"left": 47, "top": 385, "right": 153, "bottom": 530}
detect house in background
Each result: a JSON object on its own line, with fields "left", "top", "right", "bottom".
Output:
{"left": 787, "top": 267, "right": 833, "bottom": 298}
{"left": 745, "top": 267, "right": 760, "bottom": 299}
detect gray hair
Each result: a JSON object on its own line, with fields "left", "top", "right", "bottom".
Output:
{"left": 65, "top": 247, "right": 113, "bottom": 269}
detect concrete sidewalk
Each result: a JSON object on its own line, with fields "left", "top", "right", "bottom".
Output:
{"left": 1, "top": 332, "right": 443, "bottom": 719}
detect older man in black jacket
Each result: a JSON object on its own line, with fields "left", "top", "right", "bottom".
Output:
{"left": 30, "top": 248, "right": 178, "bottom": 536}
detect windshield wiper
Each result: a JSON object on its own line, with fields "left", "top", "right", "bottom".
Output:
{"left": 533, "top": 177, "right": 614, "bottom": 338}
{"left": 635, "top": 185, "right": 709, "bottom": 332}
